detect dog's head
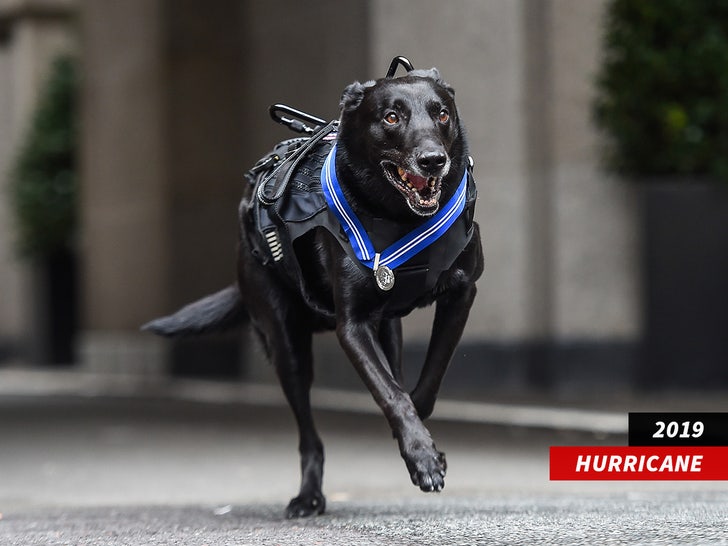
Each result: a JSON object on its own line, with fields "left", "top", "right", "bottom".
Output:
{"left": 336, "top": 68, "right": 466, "bottom": 219}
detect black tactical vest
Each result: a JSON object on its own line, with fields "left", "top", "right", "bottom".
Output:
{"left": 244, "top": 124, "right": 477, "bottom": 317}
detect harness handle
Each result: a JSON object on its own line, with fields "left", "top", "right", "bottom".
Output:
{"left": 385, "top": 56, "right": 415, "bottom": 78}
{"left": 270, "top": 104, "right": 327, "bottom": 135}
{"left": 269, "top": 55, "right": 414, "bottom": 135}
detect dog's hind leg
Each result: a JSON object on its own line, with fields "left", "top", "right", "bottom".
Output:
{"left": 253, "top": 313, "right": 325, "bottom": 519}
{"left": 410, "top": 283, "right": 477, "bottom": 421}
{"left": 379, "top": 317, "right": 403, "bottom": 385}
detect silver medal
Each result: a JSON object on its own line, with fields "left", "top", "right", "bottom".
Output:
{"left": 375, "top": 265, "right": 395, "bottom": 291}
{"left": 373, "top": 253, "right": 395, "bottom": 291}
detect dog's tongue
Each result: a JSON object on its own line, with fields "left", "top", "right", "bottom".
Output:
{"left": 408, "top": 173, "right": 428, "bottom": 191}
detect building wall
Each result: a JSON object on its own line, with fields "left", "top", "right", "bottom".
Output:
{"left": 1, "top": 0, "right": 642, "bottom": 389}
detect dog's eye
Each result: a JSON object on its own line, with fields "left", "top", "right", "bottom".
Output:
{"left": 384, "top": 112, "right": 399, "bottom": 125}
{"left": 438, "top": 109, "right": 450, "bottom": 124}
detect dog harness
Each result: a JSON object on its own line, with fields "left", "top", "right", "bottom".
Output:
{"left": 245, "top": 122, "right": 477, "bottom": 316}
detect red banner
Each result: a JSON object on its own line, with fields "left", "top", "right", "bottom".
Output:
{"left": 550, "top": 447, "right": 728, "bottom": 480}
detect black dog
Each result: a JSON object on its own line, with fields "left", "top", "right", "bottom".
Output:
{"left": 143, "top": 67, "right": 483, "bottom": 518}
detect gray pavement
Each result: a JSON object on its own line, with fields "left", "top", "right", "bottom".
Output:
{"left": 0, "top": 376, "right": 727, "bottom": 545}
{"left": 4, "top": 493, "right": 728, "bottom": 546}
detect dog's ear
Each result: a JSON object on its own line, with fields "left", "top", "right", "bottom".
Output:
{"left": 410, "top": 68, "right": 455, "bottom": 98}
{"left": 340, "top": 81, "right": 367, "bottom": 112}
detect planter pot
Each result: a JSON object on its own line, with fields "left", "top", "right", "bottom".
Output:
{"left": 29, "top": 249, "right": 78, "bottom": 365}
{"left": 639, "top": 181, "right": 728, "bottom": 389}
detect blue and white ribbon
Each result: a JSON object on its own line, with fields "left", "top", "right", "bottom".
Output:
{"left": 321, "top": 143, "right": 468, "bottom": 271}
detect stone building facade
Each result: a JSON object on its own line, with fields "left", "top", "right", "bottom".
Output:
{"left": 0, "top": 0, "right": 640, "bottom": 393}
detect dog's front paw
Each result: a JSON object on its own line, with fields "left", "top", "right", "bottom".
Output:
{"left": 402, "top": 442, "right": 447, "bottom": 492}
{"left": 285, "top": 492, "right": 326, "bottom": 518}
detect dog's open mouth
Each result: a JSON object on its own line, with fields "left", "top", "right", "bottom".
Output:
{"left": 382, "top": 162, "right": 442, "bottom": 216}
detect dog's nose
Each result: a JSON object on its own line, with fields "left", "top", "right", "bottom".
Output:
{"left": 416, "top": 150, "right": 447, "bottom": 175}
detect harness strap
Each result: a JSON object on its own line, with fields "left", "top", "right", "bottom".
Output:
{"left": 257, "top": 120, "right": 338, "bottom": 206}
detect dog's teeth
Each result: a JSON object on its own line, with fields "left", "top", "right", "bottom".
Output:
{"left": 397, "top": 166, "right": 408, "bottom": 181}
{"left": 428, "top": 178, "right": 435, "bottom": 188}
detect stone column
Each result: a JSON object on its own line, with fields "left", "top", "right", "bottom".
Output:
{"left": 370, "top": 0, "right": 534, "bottom": 343}
{"left": 78, "top": 0, "right": 169, "bottom": 374}
{"left": 549, "top": 0, "right": 640, "bottom": 342}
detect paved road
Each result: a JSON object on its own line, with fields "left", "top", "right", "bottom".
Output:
{"left": 1, "top": 394, "right": 726, "bottom": 545}
{"left": 4, "top": 493, "right": 728, "bottom": 546}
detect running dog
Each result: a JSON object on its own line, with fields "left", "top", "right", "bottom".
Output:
{"left": 143, "top": 67, "right": 483, "bottom": 518}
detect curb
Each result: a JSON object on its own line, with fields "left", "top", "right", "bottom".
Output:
{"left": 0, "top": 368, "right": 627, "bottom": 435}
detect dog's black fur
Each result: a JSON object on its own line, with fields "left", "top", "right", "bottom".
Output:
{"left": 143, "top": 68, "right": 483, "bottom": 518}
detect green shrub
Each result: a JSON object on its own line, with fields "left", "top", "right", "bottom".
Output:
{"left": 594, "top": 0, "right": 728, "bottom": 182}
{"left": 11, "top": 54, "right": 77, "bottom": 259}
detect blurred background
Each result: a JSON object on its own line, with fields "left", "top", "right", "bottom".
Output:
{"left": 0, "top": 0, "right": 726, "bottom": 403}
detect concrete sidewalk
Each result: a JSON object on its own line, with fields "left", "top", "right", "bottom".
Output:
{"left": 2, "top": 367, "right": 728, "bottom": 433}
{"left": 0, "top": 367, "right": 634, "bottom": 433}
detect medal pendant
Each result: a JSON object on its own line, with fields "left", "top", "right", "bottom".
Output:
{"left": 372, "top": 253, "right": 395, "bottom": 291}
{"left": 374, "top": 265, "right": 395, "bottom": 291}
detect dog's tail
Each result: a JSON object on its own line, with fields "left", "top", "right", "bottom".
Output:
{"left": 141, "top": 285, "right": 246, "bottom": 338}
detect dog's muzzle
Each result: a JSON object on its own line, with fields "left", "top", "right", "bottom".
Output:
{"left": 381, "top": 159, "right": 450, "bottom": 217}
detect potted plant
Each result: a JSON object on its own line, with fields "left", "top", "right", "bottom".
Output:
{"left": 593, "top": 0, "right": 728, "bottom": 389}
{"left": 10, "top": 55, "right": 78, "bottom": 365}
